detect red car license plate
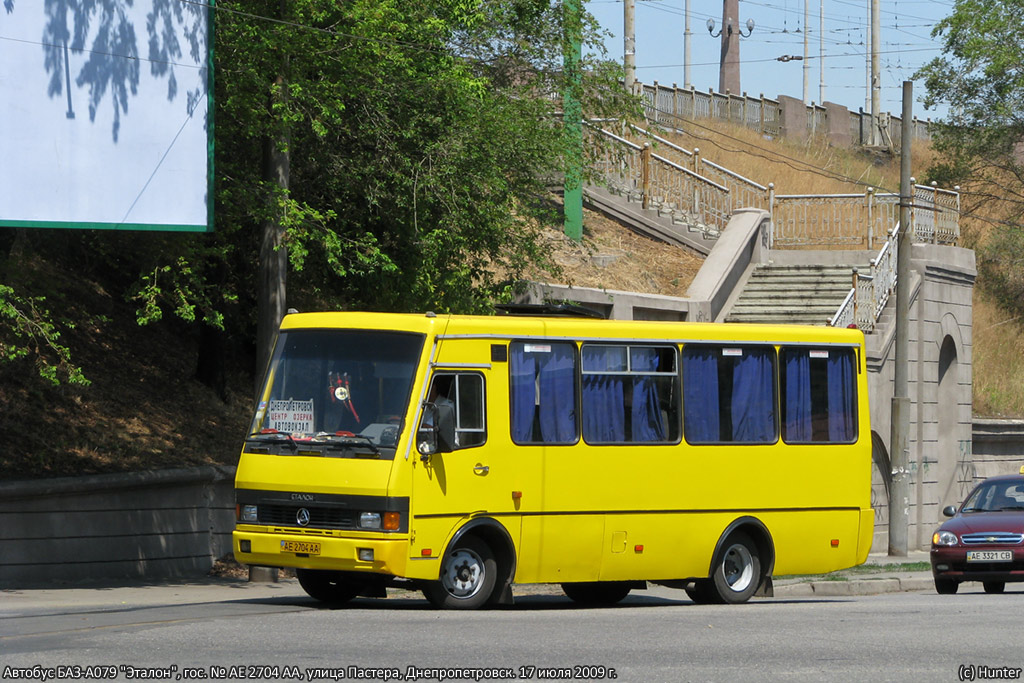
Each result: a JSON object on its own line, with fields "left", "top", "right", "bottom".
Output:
{"left": 967, "top": 550, "right": 1012, "bottom": 562}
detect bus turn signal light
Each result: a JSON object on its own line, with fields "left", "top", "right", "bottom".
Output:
{"left": 383, "top": 512, "right": 401, "bottom": 530}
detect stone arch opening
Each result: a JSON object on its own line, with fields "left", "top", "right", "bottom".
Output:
{"left": 937, "top": 335, "right": 960, "bottom": 511}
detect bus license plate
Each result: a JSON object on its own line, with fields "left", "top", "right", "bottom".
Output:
{"left": 967, "top": 550, "right": 1012, "bottom": 562}
{"left": 281, "top": 540, "right": 321, "bottom": 555}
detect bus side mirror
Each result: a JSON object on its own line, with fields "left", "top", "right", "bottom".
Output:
{"left": 417, "top": 403, "right": 456, "bottom": 460}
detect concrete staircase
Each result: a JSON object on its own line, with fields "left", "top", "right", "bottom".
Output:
{"left": 725, "top": 263, "right": 863, "bottom": 326}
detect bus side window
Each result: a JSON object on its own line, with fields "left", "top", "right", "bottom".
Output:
{"left": 425, "top": 373, "right": 487, "bottom": 450}
{"left": 581, "top": 344, "right": 678, "bottom": 444}
{"left": 682, "top": 344, "right": 777, "bottom": 444}
{"left": 509, "top": 341, "right": 578, "bottom": 444}
{"left": 780, "top": 347, "right": 857, "bottom": 443}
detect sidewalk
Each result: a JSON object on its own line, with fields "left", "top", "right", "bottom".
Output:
{"left": 773, "top": 550, "right": 933, "bottom": 598}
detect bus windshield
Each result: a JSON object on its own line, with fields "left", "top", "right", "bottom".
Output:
{"left": 249, "top": 329, "right": 424, "bottom": 448}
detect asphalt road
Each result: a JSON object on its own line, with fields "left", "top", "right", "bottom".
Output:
{"left": 3, "top": 579, "right": 1023, "bottom": 683}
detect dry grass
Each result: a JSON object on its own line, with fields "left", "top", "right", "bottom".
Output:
{"left": 972, "top": 292, "right": 1024, "bottom": 417}
{"left": 526, "top": 208, "right": 705, "bottom": 297}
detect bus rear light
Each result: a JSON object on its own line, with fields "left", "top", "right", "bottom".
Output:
{"left": 383, "top": 512, "right": 401, "bottom": 530}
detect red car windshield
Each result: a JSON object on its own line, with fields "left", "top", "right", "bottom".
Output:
{"left": 962, "top": 480, "right": 1024, "bottom": 513}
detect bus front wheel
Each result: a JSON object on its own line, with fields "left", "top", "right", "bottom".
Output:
{"left": 709, "top": 531, "right": 761, "bottom": 604}
{"left": 423, "top": 536, "right": 497, "bottom": 610}
{"left": 296, "top": 569, "right": 361, "bottom": 604}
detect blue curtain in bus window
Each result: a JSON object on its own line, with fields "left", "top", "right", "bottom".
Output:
{"left": 683, "top": 347, "right": 719, "bottom": 442}
{"left": 510, "top": 346, "right": 536, "bottom": 442}
{"left": 582, "top": 347, "right": 625, "bottom": 442}
{"left": 784, "top": 351, "right": 812, "bottom": 442}
{"left": 732, "top": 350, "right": 775, "bottom": 442}
{"left": 630, "top": 347, "right": 665, "bottom": 442}
{"left": 827, "top": 351, "right": 856, "bottom": 442}
{"left": 538, "top": 344, "right": 577, "bottom": 442}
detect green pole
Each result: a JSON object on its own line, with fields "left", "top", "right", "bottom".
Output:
{"left": 563, "top": 0, "right": 583, "bottom": 241}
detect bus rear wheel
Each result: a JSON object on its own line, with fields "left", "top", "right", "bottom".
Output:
{"left": 296, "top": 569, "right": 361, "bottom": 604}
{"left": 710, "top": 532, "right": 761, "bottom": 604}
{"left": 423, "top": 536, "right": 497, "bottom": 610}
{"left": 561, "top": 582, "right": 631, "bottom": 606}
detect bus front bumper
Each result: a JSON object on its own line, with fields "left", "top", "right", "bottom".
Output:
{"left": 233, "top": 527, "right": 409, "bottom": 576}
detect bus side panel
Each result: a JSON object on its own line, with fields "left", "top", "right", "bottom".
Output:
{"left": 763, "top": 509, "right": 862, "bottom": 576}
{"left": 596, "top": 513, "right": 717, "bottom": 582}
{"left": 516, "top": 515, "right": 604, "bottom": 584}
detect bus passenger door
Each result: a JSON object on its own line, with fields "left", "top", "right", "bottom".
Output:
{"left": 410, "top": 368, "right": 526, "bottom": 571}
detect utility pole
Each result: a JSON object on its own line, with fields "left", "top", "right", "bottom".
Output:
{"left": 683, "top": 0, "right": 692, "bottom": 89}
{"left": 889, "top": 81, "right": 913, "bottom": 556}
{"left": 871, "top": 0, "right": 881, "bottom": 145}
{"left": 802, "top": 0, "right": 809, "bottom": 103}
{"left": 819, "top": 0, "right": 824, "bottom": 104}
{"left": 624, "top": 0, "right": 636, "bottom": 93}
{"left": 563, "top": 0, "right": 583, "bottom": 241}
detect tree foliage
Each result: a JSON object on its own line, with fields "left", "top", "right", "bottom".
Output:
{"left": 916, "top": 0, "right": 1024, "bottom": 315}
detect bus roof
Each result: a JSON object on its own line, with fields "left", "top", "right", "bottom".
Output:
{"left": 279, "top": 311, "right": 865, "bottom": 346}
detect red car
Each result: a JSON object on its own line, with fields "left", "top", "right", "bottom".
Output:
{"left": 931, "top": 470, "right": 1024, "bottom": 594}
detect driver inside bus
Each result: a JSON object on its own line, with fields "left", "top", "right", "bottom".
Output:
{"left": 424, "top": 376, "right": 458, "bottom": 447}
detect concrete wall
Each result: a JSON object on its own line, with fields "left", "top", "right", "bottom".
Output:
{"left": 972, "top": 419, "right": 1024, "bottom": 479}
{"left": 0, "top": 466, "right": 235, "bottom": 587}
{"left": 866, "top": 244, "right": 977, "bottom": 551}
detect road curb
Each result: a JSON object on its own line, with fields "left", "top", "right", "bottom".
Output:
{"left": 775, "top": 575, "right": 933, "bottom": 597}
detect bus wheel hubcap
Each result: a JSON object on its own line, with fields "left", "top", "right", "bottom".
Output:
{"left": 723, "top": 543, "right": 754, "bottom": 592}
{"left": 444, "top": 549, "right": 483, "bottom": 598}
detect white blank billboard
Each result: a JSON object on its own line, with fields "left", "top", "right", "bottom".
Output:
{"left": 1, "top": 0, "right": 212, "bottom": 232}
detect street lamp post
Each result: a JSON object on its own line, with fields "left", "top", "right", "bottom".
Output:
{"left": 707, "top": 0, "right": 754, "bottom": 95}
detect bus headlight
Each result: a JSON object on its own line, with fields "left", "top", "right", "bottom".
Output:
{"left": 359, "top": 512, "right": 382, "bottom": 529}
{"left": 240, "top": 505, "right": 259, "bottom": 522}
{"left": 932, "top": 530, "right": 958, "bottom": 546}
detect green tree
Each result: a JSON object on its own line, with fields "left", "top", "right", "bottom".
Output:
{"left": 916, "top": 0, "right": 1024, "bottom": 314}
{"left": 211, "top": 0, "right": 631, "bottom": 382}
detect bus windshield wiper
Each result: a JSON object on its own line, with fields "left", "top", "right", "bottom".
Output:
{"left": 246, "top": 431, "right": 298, "bottom": 449}
{"left": 318, "top": 434, "right": 381, "bottom": 457}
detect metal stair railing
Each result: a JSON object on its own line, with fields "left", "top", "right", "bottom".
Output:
{"left": 588, "top": 125, "right": 731, "bottom": 237}
{"left": 829, "top": 224, "right": 899, "bottom": 331}
{"left": 627, "top": 124, "right": 769, "bottom": 215}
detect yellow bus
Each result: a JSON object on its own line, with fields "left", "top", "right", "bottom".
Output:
{"left": 233, "top": 310, "right": 873, "bottom": 608}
